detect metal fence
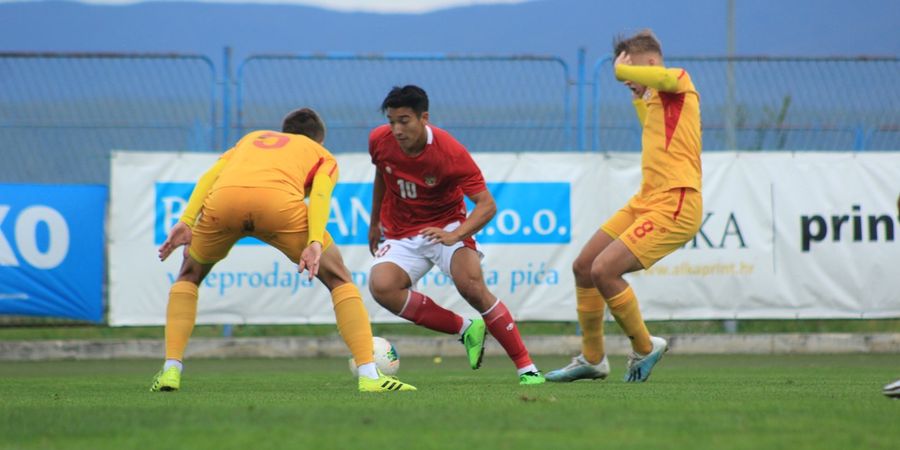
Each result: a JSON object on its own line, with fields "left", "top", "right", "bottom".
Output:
{"left": 235, "top": 53, "right": 572, "bottom": 153}
{"left": 1, "top": 51, "right": 898, "bottom": 187}
{"left": 591, "top": 56, "right": 900, "bottom": 151}
{"left": 0, "top": 52, "right": 217, "bottom": 185}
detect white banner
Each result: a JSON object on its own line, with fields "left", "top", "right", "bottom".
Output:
{"left": 108, "top": 151, "right": 900, "bottom": 325}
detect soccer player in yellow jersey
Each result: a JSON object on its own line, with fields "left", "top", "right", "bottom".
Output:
{"left": 150, "top": 108, "right": 415, "bottom": 393}
{"left": 547, "top": 30, "right": 702, "bottom": 383}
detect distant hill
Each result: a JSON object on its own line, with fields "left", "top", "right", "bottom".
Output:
{"left": 0, "top": 0, "right": 897, "bottom": 67}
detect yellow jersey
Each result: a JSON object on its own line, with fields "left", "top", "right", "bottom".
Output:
{"left": 635, "top": 68, "right": 702, "bottom": 196}
{"left": 213, "top": 130, "right": 337, "bottom": 197}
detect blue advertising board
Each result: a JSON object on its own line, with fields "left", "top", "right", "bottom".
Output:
{"left": 155, "top": 181, "right": 571, "bottom": 246}
{"left": 0, "top": 184, "right": 106, "bottom": 322}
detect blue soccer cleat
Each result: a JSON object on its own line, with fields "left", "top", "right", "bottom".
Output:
{"left": 624, "top": 336, "right": 668, "bottom": 382}
{"left": 545, "top": 354, "right": 610, "bottom": 382}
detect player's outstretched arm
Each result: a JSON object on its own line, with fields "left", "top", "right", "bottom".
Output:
{"left": 301, "top": 165, "right": 337, "bottom": 279}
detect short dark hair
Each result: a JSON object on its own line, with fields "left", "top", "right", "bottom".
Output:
{"left": 282, "top": 107, "right": 325, "bottom": 143}
{"left": 380, "top": 85, "right": 429, "bottom": 116}
{"left": 613, "top": 29, "right": 663, "bottom": 57}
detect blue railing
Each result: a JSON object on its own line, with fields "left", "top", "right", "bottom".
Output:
{"left": 1, "top": 51, "right": 897, "bottom": 185}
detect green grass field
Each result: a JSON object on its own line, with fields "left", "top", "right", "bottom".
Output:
{"left": 2, "top": 354, "right": 897, "bottom": 450}
{"left": 1, "top": 318, "right": 899, "bottom": 340}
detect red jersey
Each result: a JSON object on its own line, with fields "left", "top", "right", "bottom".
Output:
{"left": 369, "top": 124, "right": 487, "bottom": 239}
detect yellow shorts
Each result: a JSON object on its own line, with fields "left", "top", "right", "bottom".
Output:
{"left": 188, "top": 186, "right": 333, "bottom": 264}
{"left": 600, "top": 187, "right": 702, "bottom": 268}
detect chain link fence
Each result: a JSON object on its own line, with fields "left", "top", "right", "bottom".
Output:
{"left": 235, "top": 53, "right": 572, "bottom": 152}
{"left": 1, "top": 51, "right": 899, "bottom": 325}
{"left": 591, "top": 56, "right": 900, "bottom": 151}
{"left": 0, "top": 52, "right": 217, "bottom": 185}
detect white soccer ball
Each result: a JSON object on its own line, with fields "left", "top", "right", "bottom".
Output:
{"left": 349, "top": 336, "right": 400, "bottom": 376}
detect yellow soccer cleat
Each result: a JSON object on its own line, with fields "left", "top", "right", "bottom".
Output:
{"left": 150, "top": 366, "right": 181, "bottom": 392}
{"left": 358, "top": 371, "right": 417, "bottom": 393}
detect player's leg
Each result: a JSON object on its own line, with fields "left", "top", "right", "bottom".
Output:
{"left": 593, "top": 188, "right": 702, "bottom": 382}
{"left": 150, "top": 188, "right": 251, "bottom": 391}
{"left": 547, "top": 204, "right": 636, "bottom": 382}
{"left": 305, "top": 237, "right": 415, "bottom": 392}
{"left": 151, "top": 252, "right": 215, "bottom": 392}
{"left": 368, "top": 239, "right": 466, "bottom": 335}
{"left": 593, "top": 239, "right": 668, "bottom": 383}
{"left": 446, "top": 245, "right": 543, "bottom": 384}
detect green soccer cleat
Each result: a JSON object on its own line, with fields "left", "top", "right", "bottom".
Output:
{"left": 150, "top": 366, "right": 181, "bottom": 392}
{"left": 459, "top": 318, "right": 486, "bottom": 370}
{"left": 359, "top": 370, "right": 417, "bottom": 393}
{"left": 624, "top": 336, "right": 668, "bottom": 383}
{"left": 519, "top": 370, "right": 546, "bottom": 386}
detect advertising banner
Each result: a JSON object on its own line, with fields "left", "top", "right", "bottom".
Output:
{"left": 0, "top": 184, "right": 106, "bottom": 322}
{"left": 108, "top": 151, "right": 900, "bottom": 325}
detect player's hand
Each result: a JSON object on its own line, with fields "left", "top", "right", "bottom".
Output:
{"left": 614, "top": 50, "right": 632, "bottom": 67}
{"left": 298, "top": 241, "right": 323, "bottom": 281}
{"left": 419, "top": 227, "right": 460, "bottom": 246}
{"left": 368, "top": 224, "right": 383, "bottom": 256}
{"left": 158, "top": 221, "right": 192, "bottom": 261}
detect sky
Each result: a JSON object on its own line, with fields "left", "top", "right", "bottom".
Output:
{"left": 1, "top": 0, "right": 534, "bottom": 13}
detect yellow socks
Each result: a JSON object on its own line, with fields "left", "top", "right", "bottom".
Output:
{"left": 332, "top": 283, "right": 375, "bottom": 366}
{"left": 165, "top": 281, "right": 198, "bottom": 361}
{"left": 575, "top": 286, "right": 606, "bottom": 364}
{"left": 606, "top": 285, "right": 652, "bottom": 355}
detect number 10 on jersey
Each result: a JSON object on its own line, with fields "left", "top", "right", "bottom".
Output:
{"left": 397, "top": 179, "right": 417, "bottom": 199}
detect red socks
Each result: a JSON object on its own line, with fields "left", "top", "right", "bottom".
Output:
{"left": 483, "top": 300, "right": 533, "bottom": 370}
{"left": 399, "top": 291, "right": 463, "bottom": 335}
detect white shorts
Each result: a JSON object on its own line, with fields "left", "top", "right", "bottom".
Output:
{"left": 370, "top": 222, "right": 482, "bottom": 287}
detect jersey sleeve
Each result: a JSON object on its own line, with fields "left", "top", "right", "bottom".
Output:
{"left": 615, "top": 65, "right": 690, "bottom": 93}
{"left": 452, "top": 148, "right": 487, "bottom": 196}
{"left": 368, "top": 125, "right": 390, "bottom": 165}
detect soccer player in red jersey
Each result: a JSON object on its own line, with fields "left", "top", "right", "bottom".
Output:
{"left": 367, "top": 85, "right": 544, "bottom": 385}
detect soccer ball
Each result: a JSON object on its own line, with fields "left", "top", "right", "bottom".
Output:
{"left": 348, "top": 336, "right": 400, "bottom": 376}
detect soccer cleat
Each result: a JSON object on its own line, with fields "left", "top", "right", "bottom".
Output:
{"left": 883, "top": 379, "right": 900, "bottom": 399}
{"left": 518, "top": 370, "right": 546, "bottom": 385}
{"left": 545, "top": 354, "right": 610, "bottom": 382}
{"left": 150, "top": 366, "right": 181, "bottom": 392}
{"left": 358, "top": 370, "right": 417, "bottom": 393}
{"left": 459, "top": 318, "right": 487, "bottom": 370}
{"left": 624, "top": 335, "right": 668, "bottom": 383}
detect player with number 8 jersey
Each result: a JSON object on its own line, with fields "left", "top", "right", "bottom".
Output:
{"left": 367, "top": 85, "right": 544, "bottom": 385}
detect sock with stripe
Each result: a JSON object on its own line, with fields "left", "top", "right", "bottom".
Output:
{"left": 482, "top": 300, "right": 534, "bottom": 370}
{"left": 165, "top": 281, "right": 198, "bottom": 362}
{"left": 606, "top": 285, "right": 652, "bottom": 355}
{"left": 399, "top": 291, "right": 464, "bottom": 334}
{"left": 576, "top": 286, "right": 607, "bottom": 364}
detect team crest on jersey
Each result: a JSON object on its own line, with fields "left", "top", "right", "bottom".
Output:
{"left": 385, "top": 166, "right": 393, "bottom": 174}
{"left": 424, "top": 175, "right": 437, "bottom": 186}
